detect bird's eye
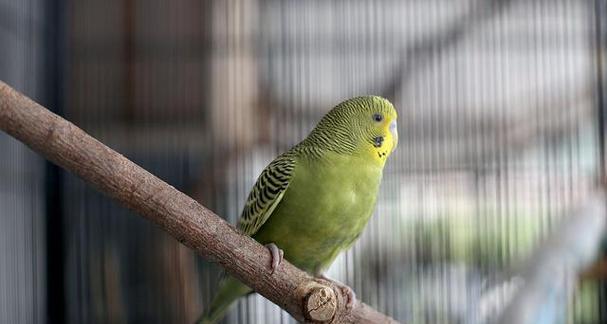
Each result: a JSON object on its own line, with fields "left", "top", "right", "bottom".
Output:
{"left": 373, "top": 114, "right": 383, "bottom": 122}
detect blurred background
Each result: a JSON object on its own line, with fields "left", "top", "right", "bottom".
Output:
{"left": 1, "top": 0, "right": 606, "bottom": 323}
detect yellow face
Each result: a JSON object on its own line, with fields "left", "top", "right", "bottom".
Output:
{"left": 363, "top": 97, "right": 398, "bottom": 165}
{"left": 308, "top": 95, "right": 398, "bottom": 164}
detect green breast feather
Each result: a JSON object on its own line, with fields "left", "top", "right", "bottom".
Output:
{"left": 252, "top": 149, "right": 382, "bottom": 274}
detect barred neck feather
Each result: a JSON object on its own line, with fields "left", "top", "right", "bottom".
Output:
{"left": 298, "top": 98, "right": 369, "bottom": 155}
{"left": 299, "top": 120, "right": 357, "bottom": 155}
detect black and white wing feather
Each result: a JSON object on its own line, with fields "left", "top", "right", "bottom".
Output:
{"left": 237, "top": 154, "right": 295, "bottom": 236}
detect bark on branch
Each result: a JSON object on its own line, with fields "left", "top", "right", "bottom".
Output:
{"left": 0, "top": 81, "right": 397, "bottom": 323}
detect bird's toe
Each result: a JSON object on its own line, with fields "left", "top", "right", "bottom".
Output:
{"left": 315, "top": 274, "right": 357, "bottom": 309}
{"left": 265, "top": 243, "right": 283, "bottom": 274}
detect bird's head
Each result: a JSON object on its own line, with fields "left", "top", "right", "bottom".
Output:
{"left": 307, "top": 96, "right": 398, "bottom": 165}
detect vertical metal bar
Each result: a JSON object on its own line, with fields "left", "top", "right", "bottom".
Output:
{"left": 43, "top": 0, "right": 66, "bottom": 323}
{"left": 593, "top": 0, "right": 607, "bottom": 321}
{"left": 595, "top": 0, "right": 606, "bottom": 181}
{"left": 124, "top": 0, "right": 135, "bottom": 123}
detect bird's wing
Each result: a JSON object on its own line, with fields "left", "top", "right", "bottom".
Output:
{"left": 237, "top": 153, "right": 295, "bottom": 236}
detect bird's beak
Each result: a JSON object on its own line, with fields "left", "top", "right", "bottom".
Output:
{"left": 390, "top": 120, "right": 398, "bottom": 152}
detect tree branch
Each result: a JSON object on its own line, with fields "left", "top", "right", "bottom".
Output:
{"left": 0, "top": 80, "right": 398, "bottom": 324}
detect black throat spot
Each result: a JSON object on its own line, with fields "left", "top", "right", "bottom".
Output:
{"left": 373, "top": 136, "right": 384, "bottom": 148}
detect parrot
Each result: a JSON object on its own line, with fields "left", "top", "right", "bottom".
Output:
{"left": 199, "top": 96, "right": 398, "bottom": 323}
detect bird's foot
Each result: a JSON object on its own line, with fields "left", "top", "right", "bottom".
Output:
{"left": 265, "top": 243, "right": 284, "bottom": 274}
{"left": 315, "top": 274, "right": 357, "bottom": 309}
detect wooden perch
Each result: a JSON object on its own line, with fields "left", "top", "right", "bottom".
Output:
{"left": 0, "top": 80, "right": 397, "bottom": 324}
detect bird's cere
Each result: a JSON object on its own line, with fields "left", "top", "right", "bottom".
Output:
{"left": 390, "top": 120, "right": 398, "bottom": 151}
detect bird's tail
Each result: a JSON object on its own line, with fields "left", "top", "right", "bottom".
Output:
{"left": 197, "top": 276, "right": 252, "bottom": 324}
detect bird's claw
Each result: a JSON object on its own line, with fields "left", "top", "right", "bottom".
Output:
{"left": 340, "top": 285, "right": 356, "bottom": 309}
{"left": 265, "top": 243, "right": 284, "bottom": 274}
{"left": 315, "top": 274, "right": 357, "bottom": 309}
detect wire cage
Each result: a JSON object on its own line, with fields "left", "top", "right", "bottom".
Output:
{"left": 1, "top": 0, "right": 606, "bottom": 323}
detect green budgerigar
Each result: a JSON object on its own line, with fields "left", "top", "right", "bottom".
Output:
{"left": 200, "top": 96, "right": 398, "bottom": 323}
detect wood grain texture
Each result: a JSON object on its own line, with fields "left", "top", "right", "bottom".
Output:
{"left": 0, "top": 80, "right": 398, "bottom": 324}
